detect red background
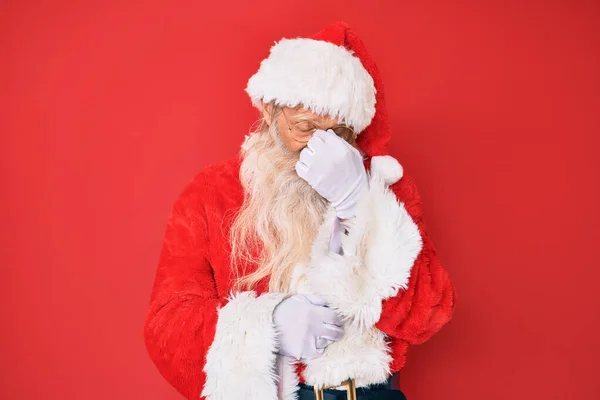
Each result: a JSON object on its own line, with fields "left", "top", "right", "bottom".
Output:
{"left": 1, "top": 1, "right": 599, "bottom": 399}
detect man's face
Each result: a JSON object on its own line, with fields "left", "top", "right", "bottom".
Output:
{"left": 263, "top": 104, "right": 357, "bottom": 153}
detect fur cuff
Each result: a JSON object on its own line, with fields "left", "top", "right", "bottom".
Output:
{"left": 201, "top": 292, "right": 289, "bottom": 400}
{"left": 307, "top": 170, "right": 422, "bottom": 331}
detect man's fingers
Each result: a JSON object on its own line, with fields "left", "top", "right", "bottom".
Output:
{"left": 315, "top": 337, "right": 333, "bottom": 349}
{"left": 317, "top": 323, "right": 345, "bottom": 341}
{"left": 299, "top": 148, "right": 314, "bottom": 167}
{"left": 314, "top": 129, "right": 335, "bottom": 143}
{"left": 304, "top": 294, "right": 327, "bottom": 306}
{"left": 295, "top": 161, "right": 309, "bottom": 178}
{"left": 307, "top": 131, "right": 328, "bottom": 152}
{"left": 321, "top": 306, "right": 343, "bottom": 326}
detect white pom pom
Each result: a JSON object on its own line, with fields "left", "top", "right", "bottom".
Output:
{"left": 370, "top": 155, "right": 403, "bottom": 185}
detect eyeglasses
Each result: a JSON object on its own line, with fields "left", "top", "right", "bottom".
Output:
{"left": 280, "top": 108, "right": 356, "bottom": 144}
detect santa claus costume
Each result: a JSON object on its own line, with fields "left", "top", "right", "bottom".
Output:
{"left": 144, "top": 21, "right": 456, "bottom": 400}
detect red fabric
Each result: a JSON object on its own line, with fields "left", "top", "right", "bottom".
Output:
{"left": 143, "top": 154, "right": 455, "bottom": 399}
{"left": 144, "top": 156, "right": 256, "bottom": 400}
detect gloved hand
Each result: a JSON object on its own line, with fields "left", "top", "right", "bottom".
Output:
{"left": 273, "top": 294, "right": 344, "bottom": 360}
{"left": 295, "top": 129, "right": 368, "bottom": 220}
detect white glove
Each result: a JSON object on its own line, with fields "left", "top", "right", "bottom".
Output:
{"left": 328, "top": 216, "right": 346, "bottom": 255}
{"left": 295, "top": 129, "right": 368, "bottom": 220}
{"left": 273, "top": 294, "right": 344, "bottom": 360}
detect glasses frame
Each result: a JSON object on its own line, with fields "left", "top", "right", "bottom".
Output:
{"left": 280, "top": 108, "right": 357, "bottom": 144}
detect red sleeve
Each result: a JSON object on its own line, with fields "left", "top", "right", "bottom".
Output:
{"left": 144, "top": 184, "right": 219, "bottom": 400}
{"left": 375, "top": 174, "right": 456, "bottom": 350}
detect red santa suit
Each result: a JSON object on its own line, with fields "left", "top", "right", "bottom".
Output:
{"left": 144, "top": 21, "right": 456, "bottom": 400}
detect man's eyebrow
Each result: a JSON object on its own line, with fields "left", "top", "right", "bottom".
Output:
{"left": 290, "top": 113, "right": 329, "bottom": 124}
{"left": 289, "top": 115, "right": 319, "bottom": 123}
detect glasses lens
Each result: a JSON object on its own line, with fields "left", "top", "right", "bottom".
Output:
{"left": 290, "top": 121, "right": 316, "bottom": 143}
{"left": 289, "top": 121, "right": 355, "bottom": 144}
{"left": 294, "top": 121, "right": 317, "bottom": 133}
{"left": 332, "top": 126, "right": 355, "bottom": 141}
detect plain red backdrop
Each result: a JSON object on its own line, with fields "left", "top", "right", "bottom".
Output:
{"left": 1, "top": 0, "right": 599, "bottom": 399}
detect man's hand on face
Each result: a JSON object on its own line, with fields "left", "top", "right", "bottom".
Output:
{"left": 295, "top": 129, "right": 368, "bottom": 220}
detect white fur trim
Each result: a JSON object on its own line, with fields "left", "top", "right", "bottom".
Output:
{"left": 299, "top": 174, "right": 422, "bottom": 388}
{"left": 370, "top": 155, "right": 404, "bottom": 185}
{"left": 302, "top": 317, "right": 392, "bottom": 388}
{"left": 201, "top": 292, "right": 289, "bottom": 400}
{"left": 246, "top": 38, "right": 376, "bottom": 133}
{"left": 286, "top": 259, "right": 393, "bottom": 388}
{"left": 308, "top": 172, "right": 422, "bottom": 331}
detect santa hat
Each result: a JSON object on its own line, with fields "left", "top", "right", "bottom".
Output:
{"left": 245, "top": 21, "right": 392, "bottom": 159}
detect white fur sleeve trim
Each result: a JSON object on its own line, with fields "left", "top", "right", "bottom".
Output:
{"left": 307, "top": 174, "right": 422, "bottom": 331}
{"left": 201, "top": 292, "right": 290, "bottom": 400}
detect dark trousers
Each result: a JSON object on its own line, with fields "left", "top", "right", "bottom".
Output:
{"left": 297, "top": 383, "right": 407, "bottom": 400}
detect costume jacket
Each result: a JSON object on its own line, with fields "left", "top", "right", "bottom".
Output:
{"left": 144, "top": 129, "right": 456, "bottom": 399}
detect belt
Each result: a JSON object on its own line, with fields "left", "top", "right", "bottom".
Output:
{"left": 297, "top": 378, "right": 407, "bottom": 400}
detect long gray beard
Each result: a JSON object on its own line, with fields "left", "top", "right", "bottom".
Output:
{"left": 232, "top": 128, "right": 328, "bottom": 292}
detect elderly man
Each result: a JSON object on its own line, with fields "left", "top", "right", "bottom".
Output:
{"left": 144, "top": 21, "right": 455, "bottom": 400}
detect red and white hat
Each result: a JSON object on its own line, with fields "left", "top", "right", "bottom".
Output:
{"left": 245, "top": 21, "right": 393, "bottom": 159}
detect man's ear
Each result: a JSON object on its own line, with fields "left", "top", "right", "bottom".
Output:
{"left": 261, "top": 101, "right": 273, "bottom": 126}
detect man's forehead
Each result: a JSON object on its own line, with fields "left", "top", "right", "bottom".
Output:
{"left": 287, "top": 106, "right": 339, "bottom": 124}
